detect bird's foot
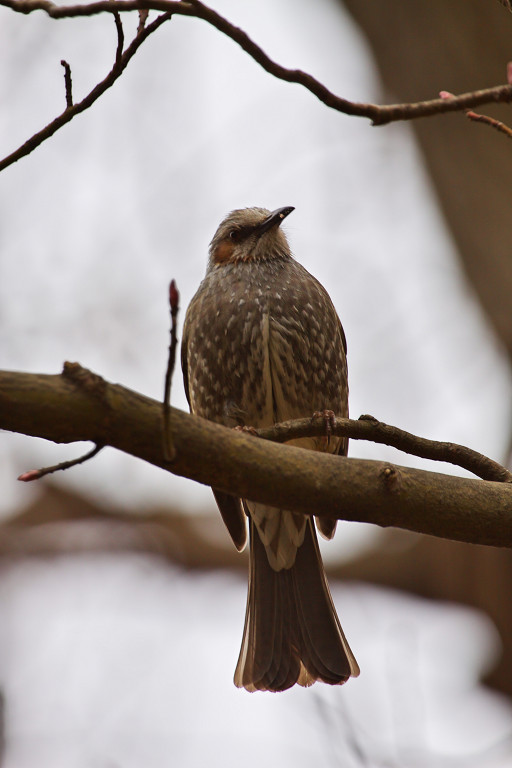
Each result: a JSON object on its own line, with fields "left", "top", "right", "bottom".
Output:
{"left": 233, "top": 425, "right": 259, "bottom": 437}
{"left": 312, "top": 410, "right": 337, "bottom": 446}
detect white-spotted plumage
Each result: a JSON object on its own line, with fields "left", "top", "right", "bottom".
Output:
{"left": 182, "top": 207, "right": 359, "bottom": 691}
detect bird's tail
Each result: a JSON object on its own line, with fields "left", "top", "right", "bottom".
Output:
{"left": 234, "top": 517, "right": 359, "bottom": 692}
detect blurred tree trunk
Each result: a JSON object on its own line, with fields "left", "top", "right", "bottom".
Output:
{"left": 340, "top": 0, "right": 512, "bottom": 698}
{"left": 341, "top": 0, "right": 512, "bottom": 362}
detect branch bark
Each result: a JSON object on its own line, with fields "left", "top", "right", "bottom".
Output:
{"left": 257, "top": 416, "right": 512, "bottom": 483}
{"left": 1, "top": 365, "right": 512, "bottom": 549}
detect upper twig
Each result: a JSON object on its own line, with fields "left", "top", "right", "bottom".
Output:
{"left": 60, "top": 59, "right": 73, "bottom": 107}
{"left": 1, "top": 0, "right": 512, "bottom": 130}
{"left": 0, "top": 7, "right": 172, "bottom": 172}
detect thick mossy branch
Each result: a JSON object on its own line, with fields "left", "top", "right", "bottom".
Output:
{"left": 1, "top": 364, "right": 512, "bottom": 547}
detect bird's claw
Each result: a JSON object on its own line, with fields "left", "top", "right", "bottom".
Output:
{"left": 312, "top": 410, "right": 337, "bottom": 446}
{"left": 233, "top": 425, "right": 259, "bottom": 437}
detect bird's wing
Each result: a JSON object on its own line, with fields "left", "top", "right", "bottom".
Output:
{"left": 182, "top": 309, "right": 247, "bottom": 552}
{"left": 212, "top": 490, "right": 248, "bottom": 552}
{"left": 181, "top": 323, "right": 191, "bottom": 407}
{"left": 338, "top": 314, "right": 347, "bottom": 357}
{"left": 267, "top": 271, "right": 348, "bottom": 542}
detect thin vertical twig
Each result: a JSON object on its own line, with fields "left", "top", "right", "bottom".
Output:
{"left": 163, "top": 279, "right": 180, "bottom": 461}
{"left": 60, "top": 59, "right": 73, "bottom": 107}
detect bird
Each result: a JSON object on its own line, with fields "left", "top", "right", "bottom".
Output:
{"left": 181, "top": 206, "right": 360, "bottom": 692}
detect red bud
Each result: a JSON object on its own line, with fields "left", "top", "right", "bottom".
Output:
{"left": 169, "top": 279, "right": 179, "bottom": 312}
{"left": 18, "top": 470, "right": 41, "bottom": 482}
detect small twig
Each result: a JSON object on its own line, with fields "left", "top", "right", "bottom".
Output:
{"left": 17, "top": 443, "right": 103, "bottom": 482}
{"left": 0, "top": 8, "right": 173, "bottom": 173}
{"left": 440, "top": 87, "right": 512, "bottom": 140}
{"left": 113, "top": 10, "right": 124, "bottom": 64}
{"left": 60, "top": 59, "right": 73, "bottom": 107}
{"left": 137, "top": 7, "right": 148, "bottom": 32}
{"left": 465, "top": 110, "right": 512, "bottom": 139}
{"left": 162, "top": 279, "right": 180, "bottom": 462}
{"left": 255, "top": 414, "right": 512, "bottom": 484}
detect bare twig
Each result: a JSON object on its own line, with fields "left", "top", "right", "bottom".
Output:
{"left": 60, "top": 59, "right": 73, "bottom": 107}
{"left": 162, "top": 279, "right": 180, "bottom": 462}
{"left": 113, "top": 10, "right": 124, "bottom": 65}
{"left": 466, "top": 110, "right": 512, "bottom": 139}
{"left": 0, "top": 0, "right": 511, "bottom": 143}
{"left": 18, "top": 443, "right": 103, "bottom": 482}
{"left": 184, "top": 0, "right": 512, "bottom": 125}
{"left": 0, "top": 8, "right": 173, "bottom": 172}
{"left": 440, "top": 88, "right": 512, "bottom": 141}
{"left": 137, "top": 7, "right": 148, "bottom": 33}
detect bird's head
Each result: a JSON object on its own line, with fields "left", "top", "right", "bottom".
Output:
{"left": 208, "top": 206, "right": 294, "bottom": 268}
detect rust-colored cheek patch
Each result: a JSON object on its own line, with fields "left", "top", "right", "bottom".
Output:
{"left": 212, "top": 240, "right": 235, "bottom": 264}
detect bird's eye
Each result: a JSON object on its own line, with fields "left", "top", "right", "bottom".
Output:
{"left": 229, "top": 226, "right": 251, "bottom": 243}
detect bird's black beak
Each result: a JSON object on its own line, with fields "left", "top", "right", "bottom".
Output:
{"left": 254, "top": 206, "right": 295, "bottom": 236}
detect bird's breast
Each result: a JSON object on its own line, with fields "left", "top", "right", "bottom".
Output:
{"left": 183, "top": 257, "right": 348, "bottom": 439}
{"left": 184, "top": 263, "right": 276, "bottom": 427}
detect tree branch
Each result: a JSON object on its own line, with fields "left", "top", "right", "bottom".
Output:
{"left": 1, "top": 365, "right": 512, "bottom": 549}
{"left": 0, "top": 0, "right": 510, "bottom": 164}
{"left": 0, "top": 7, "right": 172, "bottom": 172}
{"left": 183, "top": 0, "right": 512, "bottom": 126}
{"left": 256, "top": 414, "right": 512, "bottom": 483}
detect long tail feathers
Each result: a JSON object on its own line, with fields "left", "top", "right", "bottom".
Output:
{"left": 234, "top": 517, "right": 359, "bottom": 692}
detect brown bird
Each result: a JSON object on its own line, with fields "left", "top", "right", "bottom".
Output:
{"left": 181, "top": 206, "right": 359, "bottom": 691}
